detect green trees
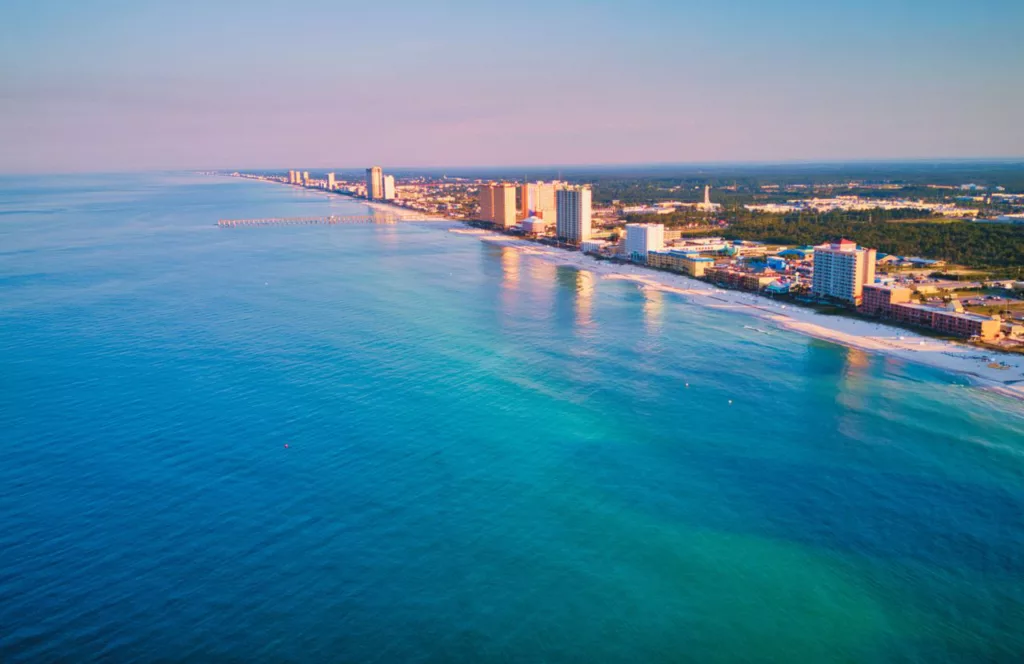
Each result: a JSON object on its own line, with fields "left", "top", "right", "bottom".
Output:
{"left": 723, "top": 212, "right": 1024, "bottom": 267}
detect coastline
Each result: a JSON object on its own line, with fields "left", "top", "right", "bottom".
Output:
{"left": 224, "top": 176, "right": 1024, "bottom": 402}
{"left": 450, "top": 228, "right": 1024, "bottom": 402}
{"left": 231, "top": 176, "right": 450, "bottom": 222}
{"left": 361, "top": 198, "right": 450, "bottom": 221}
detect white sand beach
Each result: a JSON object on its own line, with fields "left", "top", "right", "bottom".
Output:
{"left": 454, "top": 230, "right": 1024, "bottom": 401}
{"left": 362, "top": 199, "right": 449, "bottom": 221}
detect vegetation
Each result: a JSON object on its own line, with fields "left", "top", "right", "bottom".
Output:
{"left": 624, "top": 208, "right": 719, "bottom": 226}
{"left": 722, "top": 209, "right": 1024, "bottom": 268}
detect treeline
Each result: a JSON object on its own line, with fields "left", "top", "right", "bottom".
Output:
{"left": 724, "top": 214, "right": 1024, "bottom": 267}
{"left": 731, "top": 208, "right": 943, "bottom": 224}
{"left": 625, "top": 208, "right": 716, "bottom": 226}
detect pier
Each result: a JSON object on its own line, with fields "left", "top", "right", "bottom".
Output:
{"left": 217, "top": 214, "right": 421, "bottom": 227}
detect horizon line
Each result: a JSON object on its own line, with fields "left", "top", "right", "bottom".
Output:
{"left": 4, "top": 156, "right": 1024, "bottom": 178}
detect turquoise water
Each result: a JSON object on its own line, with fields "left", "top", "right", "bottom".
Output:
{"left": 1, "top": 173, "right": 1023, "bottom": 662}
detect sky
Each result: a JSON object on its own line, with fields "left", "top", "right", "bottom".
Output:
{"left": 1, "top": 0, "right": 1022, "bottom": 173}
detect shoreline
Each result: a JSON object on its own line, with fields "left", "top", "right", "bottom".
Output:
{"left": 223, "top": 175, "right": 451, "bottom": 222}
{"left": 223, "top": 175, "right": 1024, "bottom": 402}
{"left": 450, "top": 228, "right": 1024, "bottom": 402}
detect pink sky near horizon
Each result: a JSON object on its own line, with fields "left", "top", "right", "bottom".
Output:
{"left": 2, "top": 0, "right": 1022, "bottom": 173}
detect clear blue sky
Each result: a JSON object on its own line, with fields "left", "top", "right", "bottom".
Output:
{"left": 1, "top": 0, "right": 1022, "bottom": 173}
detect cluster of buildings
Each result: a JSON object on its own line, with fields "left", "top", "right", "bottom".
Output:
{"left": 620, "top": 186, "right": 722, "bottom": 215}
{"left": 364, "top": 166, "right": 397, "bottom": 201}
{"left": 236, "top": 168, "right": 1021, "bottom": 344}
{"left": 476, "top": 181, "right": 593, "bottom": 245}
{"left": 260, "top": 167, "right": 480, "bottom": 217}
{"left": 287, "top": 170, "right": 310, "bottom": 186}
{"left": 744, "top": 195, "right": 979, "bottom": 218}
{"left": 597, "top": 223, "right": 1006, "bottom": 341}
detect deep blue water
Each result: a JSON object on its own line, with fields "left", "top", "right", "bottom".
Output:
{"left": 1, "top": 173, "right": 1023, "bottom": 662}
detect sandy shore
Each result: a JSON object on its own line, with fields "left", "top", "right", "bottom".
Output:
{"left": 362, "top": 199, "right": 449, "bottom": 221}
{"left": 454, "top": 230, "right": 1024, "bottom": 402}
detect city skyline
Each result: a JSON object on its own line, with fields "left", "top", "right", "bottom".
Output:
{"left": 2, "top": 0, "right": 1023, "bottom": 173}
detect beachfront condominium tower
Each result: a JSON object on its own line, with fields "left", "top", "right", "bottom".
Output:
{"left": 478, "top": 183, "right": 517, "bottom": 228}
{"left": 812, "top": 239, "right": 877, "bottom": 305}
{"left": 519, "top": 181, "right": 560, "bottom": 224}
{"left": 624, "top": 223, "right": 665, "bottom": 262}
{"left": 556, "top": 186, "right": 592, "bottom": 245}
{"left": 365, "top": 166, "right": 384, "bottom": 200}
{"left": 326, "top": 172, "right": 336, "bottom": 189}
{"left": 383, "top": 174, "right": 396, "bottom": 201}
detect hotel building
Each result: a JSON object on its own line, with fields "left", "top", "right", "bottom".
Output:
{"left": 860, "top": 285, "right": 1000, "bottom": 339}
{"left": 647, "top": 251, "right": 714, "bottom": 277}
{"left": 673, "top": 237, "right": 729, "bottom": 253}
{"left": 383, "top": 175, "right": 396, "bottom": 201}
{"left": 625, "top": 223, "right": 665, "bottom": 262}
{"left": 478, "top": 183, "right": 517, "bottom": 228}
{"left": 705, "top": 266, "right": 778, "bottom": 291}
{"left": 556, "top": 186, "right": 592, "bottom": 245}
{"left": 812, "top": 239, "right": 876, "bottom": 305}
{"left": 520, "top": 181, "right": 560, "bottom": 225}
{"left": 326, "top": 172, "right": 336, "bottom": 189}
{"left": 365, "top": 166, "right": 384, "bottom": 200}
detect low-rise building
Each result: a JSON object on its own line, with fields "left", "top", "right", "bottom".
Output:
{"left": 647, "top": 251, "right": 714, "bottom": 277}
{"left": 580, "top": 240, "right": 609, "bottom": 254}
{"left": 860, "top": 284, "right": 1001, "bottom": 339}
{"left": 671, "top": 237, "right": 728, "bottom": 253}
{"left": 522, "top": 217, "right": 548, "bottom": 235}
{"left": 705, "top": 266, "right": 777, "bottom": 291}
{"left": 777, "top": 247, "right": 814, "bottom": 260}
{"left": 726, "top": 241, "right": 772, "bottom": 257}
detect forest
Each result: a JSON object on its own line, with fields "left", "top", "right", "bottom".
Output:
{"left": 723, "top": 211, "right": 1024, "bottom": 268}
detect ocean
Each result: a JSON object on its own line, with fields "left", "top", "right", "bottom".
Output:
{"left": 1, "top": 173, "right": 1022, "bottom": 662}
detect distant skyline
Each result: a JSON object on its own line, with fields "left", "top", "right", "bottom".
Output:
{"left": 2, "top": 0, "right": 1023, "bottom": 173}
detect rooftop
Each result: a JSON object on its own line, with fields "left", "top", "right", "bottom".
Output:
{"left": 896, "top": 301, "right": 996, "bottom": 323}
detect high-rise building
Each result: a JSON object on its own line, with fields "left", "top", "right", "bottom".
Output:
{"left": 625, "top": 223, "right": 665, "bottom": 262}
{"left": 812, "top": 239, "right": 877, "bottom": 305}
{"left": 326, "top": 172, "right": 336, "bottom": 189}
{"left": 365, "top": 166, "right": 383, "bottom": 200}
{"left": 519, "top": 181, "right": 560, "bottom": 224}
{"left": 556, "top": 186, "right": 592, "bottom": 244}
{"left": 302, "top": 171, "right": 310, "bottom": 185}
{"left": 478, "top": 183, "right": 517, "bottom": 228}
{"left": 383, "top": 175, "right": 396, "bottom": 200}
{"left": 288, "top": 170, "right": 297, "bottom": 184}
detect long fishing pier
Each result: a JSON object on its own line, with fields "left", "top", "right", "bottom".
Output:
{"left": 217, "top": 214, "right": 414, "bottom": 227}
